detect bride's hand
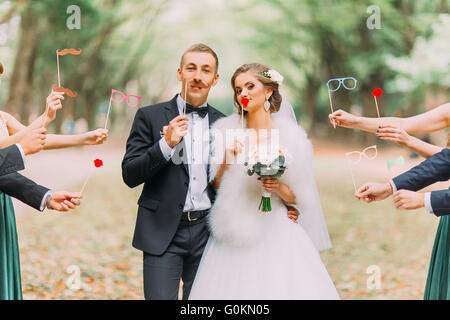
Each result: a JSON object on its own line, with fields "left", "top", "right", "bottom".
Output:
{"left": 258, "top": 177, "right": 280, "bottom": 193}
{"left": 224, "top": 139, "right": 243, "bottom": 164}
{"left": 286, "top": 205, "right": 299, "bottom": 223}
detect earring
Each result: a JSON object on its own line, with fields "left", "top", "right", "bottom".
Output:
{"left": 264, "top": 98, "right": 270, "bottom": 112}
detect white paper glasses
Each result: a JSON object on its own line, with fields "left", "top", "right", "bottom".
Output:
{"left": 345, "top": 145, "right": 378, "bottom": 192}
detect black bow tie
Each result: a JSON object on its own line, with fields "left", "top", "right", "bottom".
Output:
{"left": 185, "top": 103, "right": 209, "bottom": 118}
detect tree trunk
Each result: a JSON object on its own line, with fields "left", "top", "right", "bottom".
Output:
{"left": 5, "top": 5, "right": 39, "bottom": 122}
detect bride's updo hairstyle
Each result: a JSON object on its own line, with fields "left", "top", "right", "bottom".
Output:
{"left": 231, "top": 63, "right": 282, "bottom": 116}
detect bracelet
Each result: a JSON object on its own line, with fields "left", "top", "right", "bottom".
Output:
{"left": 45, "top": 193, "right": 53, "bottom": 210}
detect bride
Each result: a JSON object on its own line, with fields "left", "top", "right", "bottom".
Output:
{"left": 189, "top": 63, "right": 339, "bottom": 299}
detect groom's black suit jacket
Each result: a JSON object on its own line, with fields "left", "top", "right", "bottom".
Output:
{"left": 122, "top": 95, "right": 225, "bottom": 255}
{"left": 393, "top": 148, "right": 450, "bottom": 216}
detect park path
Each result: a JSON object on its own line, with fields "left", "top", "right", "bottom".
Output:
{"left": 14, "top": 137, "right": 127, "bottom": 219}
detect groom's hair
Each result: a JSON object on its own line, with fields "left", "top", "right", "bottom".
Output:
{"left": 180, "top": 43, "right": 219, "bottom": 74}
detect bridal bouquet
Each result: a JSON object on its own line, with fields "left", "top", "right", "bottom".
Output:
{"left": 244, "top": 146, "right": 289, "bottom": 212}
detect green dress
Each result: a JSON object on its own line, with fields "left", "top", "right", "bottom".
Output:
{"left": 0, "top": 191, "right": 23, "bottom": 300}
{"left": 424, "top": 188, "right": 450, "bottom": 300}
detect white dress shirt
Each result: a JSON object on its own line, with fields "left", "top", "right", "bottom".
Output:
{"left": 389, "top": 179, "right": 433, "bottom": 214}
{"left": 158, "top": 94, "right": 211, "bottom": 212}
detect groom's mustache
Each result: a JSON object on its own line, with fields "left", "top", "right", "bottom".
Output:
{"left": 189, "top": 80, "right": 208, "bottom": 89}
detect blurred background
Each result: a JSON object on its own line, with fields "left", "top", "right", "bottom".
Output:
{"left": 0, "top": 0, "right": 449, "bottom": 299}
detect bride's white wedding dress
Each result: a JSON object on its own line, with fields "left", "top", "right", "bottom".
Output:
{"left": 189, "top": 114, "right": 339, "bottom": 299}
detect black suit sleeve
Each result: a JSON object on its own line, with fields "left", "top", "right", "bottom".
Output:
{"left": 0, "top": 172, "right": 49, "bottom": 211}
{"left": 431, "top": 190, "right": 450, "bottom": 217}
{"left": 392, "top": 148, "right": 450, "bottom": 191}
{"left": 122, "top": 108, "right": 169, "bottom": 188}
{"left": 0, "top": 144, "right": 25, "bottom": 176}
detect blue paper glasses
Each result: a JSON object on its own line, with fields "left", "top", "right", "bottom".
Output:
{"left": 326, "top": 77, "right": 358, "bottom": 92}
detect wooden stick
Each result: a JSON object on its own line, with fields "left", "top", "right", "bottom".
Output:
{"left": 328, "top": 90, "right": 336, "bottom": 128}
{"left": 346, "top": 158, "right": 357, "bottom": 193}
{"left": 80, "top": 168, "right": 93, "bottom": 195}
{"left": 104, "top": 95, "right": 113, "bottom": 130}
{"left": 327, "top": 90, "right": 334, "bottom": 113}
{"left": 57, "top": 53, "right": 61, "bottom": 88}
{"left": 183, "top": 80, "right": 187, "bottom": 115}
{"left": 374, "top": 96, "right": 380, "bottom": 118}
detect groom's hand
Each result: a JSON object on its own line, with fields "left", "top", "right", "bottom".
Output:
{"left": 165, "top": 115, "right": 189, "bottom": 148}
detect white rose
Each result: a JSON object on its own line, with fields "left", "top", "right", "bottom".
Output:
{"left": 267, "top": 69, "right": 284, "bottom": 85}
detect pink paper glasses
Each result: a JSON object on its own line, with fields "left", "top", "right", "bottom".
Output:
{"left": 104, "top": 89, "right": 142, "bottom": 129}
{"left": 110, "top": 89, "right": 142, "bottom": 108}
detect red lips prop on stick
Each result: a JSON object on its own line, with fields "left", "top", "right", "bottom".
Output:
{"left": 372, "top": 88, "right": 383, "bottom": 118}
{"left": 80, "top": 158, "right": 104, "bottom": 194}
{"left": 240, "top": 97, "right": 249, "bottom": 129}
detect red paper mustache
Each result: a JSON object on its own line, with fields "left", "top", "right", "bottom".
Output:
{"left": 56, "top": 48, "right": 82, "bottom": 56}
{"left": 52, "top": 85, "right": 78, "bottom": 97}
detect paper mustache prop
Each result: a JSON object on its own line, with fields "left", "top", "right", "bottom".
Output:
{"left": 56, "top": 48, "right": 82, "bottom": 94}
{"left": 386, "top": 156, "right": 404, "bottom": 170}
{"left": 52, "top": 85, "right": 78, "bottom": 97}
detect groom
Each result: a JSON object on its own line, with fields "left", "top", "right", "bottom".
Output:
{"left": 122, "top": 43, "right": 299, "bottom": 300}
{"left": 122, "top": 43, "right": 225, "bottom": 300}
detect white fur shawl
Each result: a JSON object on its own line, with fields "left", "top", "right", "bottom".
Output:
{"left": 207, "top": 113, "right": 332, "bottom": 251}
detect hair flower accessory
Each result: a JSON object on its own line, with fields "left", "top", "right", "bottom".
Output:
{"left": 262, "top": 69, "right": 283, "bottom": 85}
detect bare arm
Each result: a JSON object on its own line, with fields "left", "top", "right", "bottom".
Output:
{"left": 0, "top": 111, "right": 28, "bottom": 148}
{"left": 376, "top": 125, "right": 444, "bottom": 158}
{"left": 403, "top": 136, "right": 443, "bottom": 158}
{"left": 44, "top": 129, "right": 108, "bottom": 149}
{"left": 212, "top": 161, "right": 228, "bottom": 191}
{"left": 260, "top": 177, "right": 296, "bottom": 204}
{"left": 44, "top": 134, "right": 87, "bottom": 149}
{"left": 212, "top": 140, "right": 244, "bottom": 191}
{"left": 330, "top": 102, "right": 450, "bottom": 134}
{"left": 276, "top": 182, "right": 296, "bottom": 204}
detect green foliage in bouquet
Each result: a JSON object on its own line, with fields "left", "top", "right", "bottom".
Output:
{"left": 245, "top": 155, "right": 287, "bottom": 178}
